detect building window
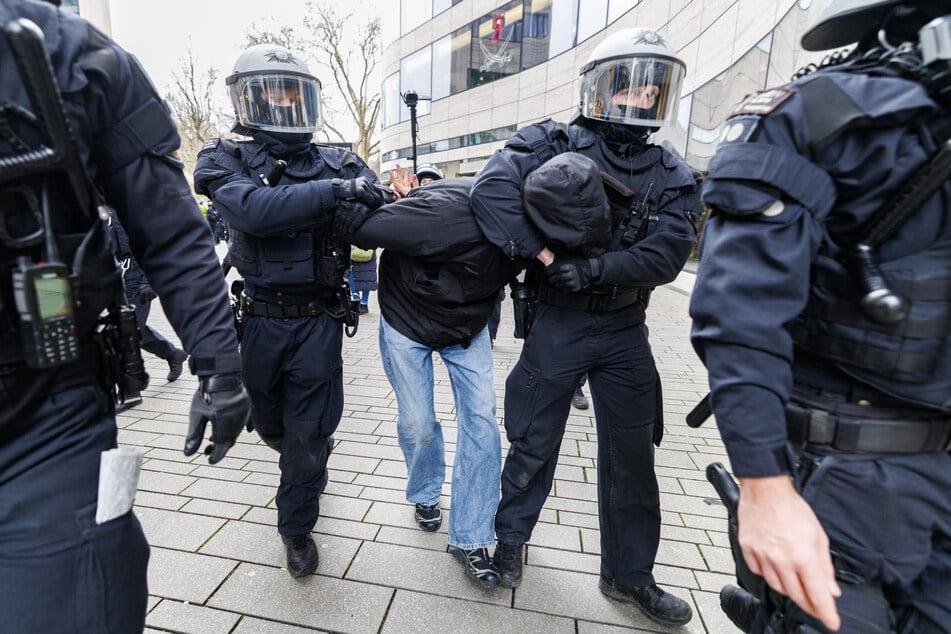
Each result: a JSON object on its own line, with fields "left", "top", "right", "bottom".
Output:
{"left": 432, "top": 35, "right": 452, "bottom": 100}
{"left": 608, "top": 0, "right": 640, "bottom": 22}
{"left": 382, "top": 73, "right": 400, "bottom": 129}
{"left": 576, "top": 0, "right": 608, "bottom": 43}
{"left": 61, "top": 0, "right": 80, "bottom": 12}
{"left": 456, "top": 1, "right": 524, "bottom": 91}
{"left": 400, "top": 46, "right": 433, "bottom": 122}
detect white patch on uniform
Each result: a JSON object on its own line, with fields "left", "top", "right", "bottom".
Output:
{"left": 724, "top": 122, "right": 745, "bottom": 142}
{"left": 761, "top": 200, "right": 785, "bottom": 217}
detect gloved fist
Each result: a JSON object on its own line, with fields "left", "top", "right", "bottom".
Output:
{"left": 332, "top": 200, "right": 373, "bottom": 239}
{"left": 186, "top": 373, "right": 251, "bottom": 464}
{"left": 543, "top": 256, "right": 601, "bottom": 292}
{"left": 332, "top": 177, "right": 394, "bottom": 210}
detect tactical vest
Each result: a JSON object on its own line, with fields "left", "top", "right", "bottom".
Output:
{"left": 206, "top": 139, "right": 357, "bottom": 299}
{"left": 787, "top": 74, "right": 951, "bottom": 410}
{"left": 0, "top": 14, "right": 122, "bottom": 366}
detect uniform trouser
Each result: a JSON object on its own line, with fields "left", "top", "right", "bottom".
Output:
{"left": 751, "top": 451, "right": 951, "bottom": 633}
{"left": 241, "top": 313, "right": 343, "bottom": 536}
{"left": 378, "top": 316, "right": 501, "bottom": 550}
{"left": 132, "top": 291, "right": 178, "bottom": 360}
{"left": 0, "top": 385, "right": 149, "bottom": 633}
{"left": 496, "top": 302, "right": 662, "bottom": 587}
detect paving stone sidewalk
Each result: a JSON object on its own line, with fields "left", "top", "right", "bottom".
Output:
{"left": 126, "top": 267, "right": 739, "bottom": 633}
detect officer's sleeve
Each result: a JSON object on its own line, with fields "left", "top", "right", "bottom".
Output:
{"left": 194, "top": 147, "right": 338, "bottom": 238}
{"left": 598, "top": 175, "right": 700, "bottom": 288}
{"left": 87, "top": 45, "right": 239, "bottom": 376}
{"left": 470, "top": 128, "right": 550, "bottom": 260}
{"left": 689, "top": 95, "right": 831, "bottom": 477}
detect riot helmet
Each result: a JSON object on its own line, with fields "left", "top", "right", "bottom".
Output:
{"left": 226, "top": 44, "right": 323, "bottom": 136}
{"left": 578, "top": 28, "right": 686, "bottom": 129}
{"left": 415, "top": 163, "right": 444, "bottom": 184}
{"left": 801, "top": 0, "right": 951, "bottom": 51}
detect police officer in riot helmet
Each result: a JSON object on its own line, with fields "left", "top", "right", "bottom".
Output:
{"left": 415, "top": 163, "right": 444, "bottom": 185}
{"left": 0, "top": 1, "right": 249, "bottom": 631}
{"left": 691, "top": 1, "right": 951, "bottom": 632}
{"left": 195, "top": 43, "right": 387, "bottom": 578}
{"left": 470, "top": 28, "right": 699, "bottom": 627}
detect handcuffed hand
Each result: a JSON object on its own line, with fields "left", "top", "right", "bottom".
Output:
{"left": 332, "top": 176, "right": 395, "bottom": 210}
{"left": 186, "top": 372, "right": 251, "bottom": 464}
{"left": 543, "top": 256, "right": 601, "bottom": 292}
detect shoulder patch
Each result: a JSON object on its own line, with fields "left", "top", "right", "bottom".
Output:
{"left": 200, "top": 138, "right": 219, "bottom": 153}
{"left": 730, "top": 88, "right": 795, "bottom": 117}
{"left": 717, "top": 115, "right": 761, "bottom": 145}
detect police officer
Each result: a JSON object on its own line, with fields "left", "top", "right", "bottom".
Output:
{"left": 690, "top": 1, "right": 951, "bottom": 631}
{"left": 470, "top": 28, "right": 699, "bottom": 627}
{"left": 0, "top": 1, "right": 249, "bottom": 632}
{"left": 194, "top": 44, "right": 385, "bottom": 578}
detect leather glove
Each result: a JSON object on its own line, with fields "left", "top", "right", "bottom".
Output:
{"left": 332, "top": 200, "right": 373, "bottom": 239}
{"left": 543, "top": 256, "right": 602, "bottom": 292}
{"left": 186, "top": 373, "right": 251, "bottom": 464}
{"left": 332, "top": 177, "right": 394, "bottom": 210}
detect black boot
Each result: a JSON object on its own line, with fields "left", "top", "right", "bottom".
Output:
{"left": 493, "top": 541, "right": 523, "bottom": 588}
{"left": 572, "top": 385, "right": 589, "bottom": 409}
{"left": 720, "top": 585, "right": 760, "bottom": 632}
{"left": 166, "top": 349, "right": 188, "bottom": 382}
{"left": 599, "top": 578, "right": 693, "bottom": 626}
{"left": 281, "top": 533, "right": 319, "bottom": 578}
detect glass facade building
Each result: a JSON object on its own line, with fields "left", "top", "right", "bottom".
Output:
{"left": 380, "top": 0, "right": 831, "bottom": 175}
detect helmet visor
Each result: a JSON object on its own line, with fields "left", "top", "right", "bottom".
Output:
{"left": 580, "top": 56, "right": 685, "bottom": 127}
{"left": 230, "top": 73, "right": 323, "bottom": 133}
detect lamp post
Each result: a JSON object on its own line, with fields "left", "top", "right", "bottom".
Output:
{"left": 402, "top": 90, "right": 419, "bottom": 175}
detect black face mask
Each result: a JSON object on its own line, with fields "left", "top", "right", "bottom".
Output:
{"left": 597, "top": 121, "right": 653, "bottom": 149}
{"left": 251, "top": 130, "right": 312, "bottom": 158}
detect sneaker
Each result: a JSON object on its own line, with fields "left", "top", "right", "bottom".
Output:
{"left": 414, "top": 503, "right": 442, "bottom": 532}
{"left": 599, "top": 578, "right": 693, "bottom": 626}
{"left": 572, "top": 385, "right": 589, "bottom": 410}
{"left": 449, "top": 547, "right": 500, "bottom": 589}
{"left": 281, "top": 533, "right": 319, "bottom": 578}
{"left": 493, "top": 541, "right": 523, "bottom": 588}
{"left": 166, "top": 349, "right": 188, "bottom": 383}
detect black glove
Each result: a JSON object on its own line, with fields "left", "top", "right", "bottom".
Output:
{"left": 186, "top": 373, "right": 251, "bottom": 464}
{"left": 543, "top": 256, "right": 602, "bottom": 292}
{"left": 332, "top": 177, "right": 393, "bottom": 210}
{"left": 332, "top": 200, "right": 373, "bottom": 239}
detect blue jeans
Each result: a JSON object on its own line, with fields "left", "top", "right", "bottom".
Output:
{"left": 379, "top": 316, "right": 501, "bottom": 550}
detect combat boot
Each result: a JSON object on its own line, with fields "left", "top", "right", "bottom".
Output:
{"left": 493, "top": 541, "right": 523, "bottom": 588}
{"left": 720, "top": 585, "right": 760, "bottom": 632}
{"left": 599, "top": 578, "right": 693, "bottom": 626}
{"left": 281, "top": 533, "right": 319, "bottom": 577}
{"left": 166, "top": 349, "right": 188, "bottom": 382}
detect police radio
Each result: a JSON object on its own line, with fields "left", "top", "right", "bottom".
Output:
{"left": 12, "top": 256, "right": 79, "bottom": 368}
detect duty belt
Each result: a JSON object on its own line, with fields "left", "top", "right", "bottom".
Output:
{"left": 241, "top": 295, "right": 325, "bottom": 319}
{"left": 538, "top": 286, "right": 644, "bottom": 312}
{"left": 786, "top": 395, "right": 951, "bottom": 454}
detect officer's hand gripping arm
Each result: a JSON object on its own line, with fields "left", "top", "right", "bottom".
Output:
{"left": 543, "top": 255, "right": 601, "bottom": 292}
{"left": 187, "top": 373, "right": 251, "bottom": 464}
{"left": 332, "top": 176, "right": 394, "bottom": 210}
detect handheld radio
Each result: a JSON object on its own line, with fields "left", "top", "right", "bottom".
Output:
{"left": 12, "top": 256, "right": 79, "bottom": 368}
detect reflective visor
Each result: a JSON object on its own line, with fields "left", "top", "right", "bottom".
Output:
{"left": 580, "top": 56, "right": 685, "bottom": 128}
{"left": 229, "top": 73, "right": 323, "bottom": 133}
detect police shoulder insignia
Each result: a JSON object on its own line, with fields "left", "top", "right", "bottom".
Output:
{"left": 729, "top": 88, "right": 795, "bottom": 117}
{"left": 718, "top": 115, "right": 760, "bottom": 145}
{"left": 200, "top": 138, "right": 219, "bottom": 153}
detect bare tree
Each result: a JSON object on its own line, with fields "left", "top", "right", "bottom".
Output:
{"left": 165, "top": 48, "right": 222, "bottom": 176}
{"left": 244, "top": 0, "right": 381, "bottom": 160}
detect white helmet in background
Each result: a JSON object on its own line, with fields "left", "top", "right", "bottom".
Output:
{"left": 579, "top": 28, "right": 686, "bottom": 129}
{"left": 226, "top": 44, "right": 323, "bottom": 135}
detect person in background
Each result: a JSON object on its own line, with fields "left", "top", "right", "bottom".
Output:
{"left": 348, "top": 245, "right": 377, "bottom": 315}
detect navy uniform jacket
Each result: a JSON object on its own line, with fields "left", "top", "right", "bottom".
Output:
{"left": 690, "top": 72, "right": 951, "bottom": 477}
{"left": 193, "top": 137, "right": 376, "bottom": 298}
{"left": 0, "top": 0, "right": 238, "bottom": 424}
{"left": 470, "top": 118, "right": 699, "bottom": 298}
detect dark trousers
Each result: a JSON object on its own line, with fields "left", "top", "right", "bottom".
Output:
{"left": 496, "top": 301, "right": 662, "bottom": 587}
{"left": 241, "top": 313, "right": 344, "bottom": 535}
{"left": 0, "top": 385, "right": 149, "bottom": 633}
{"left": 753, "top": 451, "right": 951, "bottom": 633}
{"left": 132, "top": 291, "right": 177, "bottom": 360}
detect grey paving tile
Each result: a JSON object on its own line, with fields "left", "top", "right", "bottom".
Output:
{"left": 245, "top": 471, "right": 282, "bottom": 487}
{"left": 148, "top": 547, "right": 237, "bottom": 603}
{"left": 143, "top": 457, "right": 200, "bottom": 475}
{"left": 232, "top": 616, "right": 325, "bottom": 633}
{"left": 135, "top": 490, "right": 188, "bottom": 511}
{"left": 346, "top": 541, "right": 509, "bottom": 606}
{"left": 146, "top": 599, "right": 241, "bottom": 633}
{"left": 208, "top": 563, "right": 392, "bottom": 633}
{"left": 380, "top": 590, "right": 575, "bottom": 633}
{"left": 318, "top": 494, "right": 374, "bottom": 522}
{"left": 314, "top": 515, "right": 381, "bottom": 541}
{"left": 136, "top": 507, "right": 226, "bottom": 551}
{"left": 334, "top": 440, "right": 405, "bottom": 461}
{"left": 138, "top": 469, "right": 196, "bottom": 495}
{"left": 324, "top": 481, "right": 365, "bottom": 497}
{"left": 358, "top": 486, "right": 409, "bottom": 505}
{"left": 693, "top": 570, "right": 735, "bottom": 593}
{"left": 330, "top": 454, "right": 383, "bottom": 475}
{"left": 181, "top": 478, "right": 276, "bottom": 506}
{"left": 693, "top": 589, "right": 743, "bottom": 633}
{"left": 200, "top": 520, "right": 361, "bottom": 579}
{"left": 118, "top": 429, "right": 164, "bottom": 446}
{"left": 190, "top": 464, "right": 251, "bottom": 482}
{"left": 180, "top": 498, "right": 251, "bottom": 520}
{"left": 374, "top": 525, "right": 449, "bottom": 551}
